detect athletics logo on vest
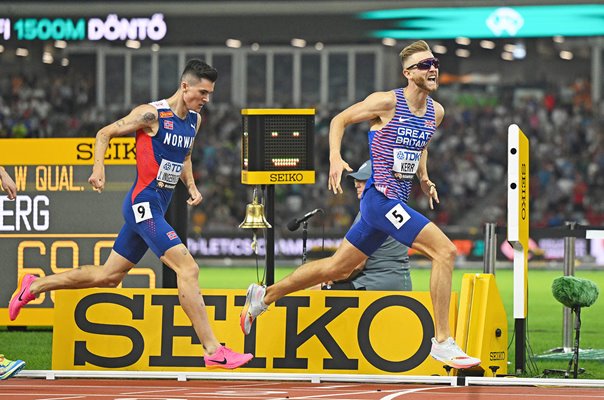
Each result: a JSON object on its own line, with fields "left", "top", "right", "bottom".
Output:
{"left": 163, "top": 132, "right": 193, "bottom": 149}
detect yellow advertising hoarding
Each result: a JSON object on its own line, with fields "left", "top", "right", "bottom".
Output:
{"left": 53, "top": 288, "right": 457, "bottom": 375}
{"left": 0, "top": 137, "right": 136, "bottom": 165}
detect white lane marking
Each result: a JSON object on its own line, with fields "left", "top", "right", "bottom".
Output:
{"left": 292, "top": 384, "right": 362, "bottom": 389}
{"left": 284, "top": 389, "right": 408, "bottom": 399}
{"left": 115, "top": 398, "right": 186, "bottom": 400}
{"left": 37, "top": 397, "right": 86, "bottom": 400}
{"left": 191, "top": 391, "right": 288, "bottom": 397}
{"left": 380, "top": 386, "right": 448, "bottom": 400}
{"left": 121, "top": 388, "right": 188, "bottom": 395}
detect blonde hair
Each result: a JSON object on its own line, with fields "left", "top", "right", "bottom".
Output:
{"left": 399, "top": 40, "right": 431, "bottom": 68}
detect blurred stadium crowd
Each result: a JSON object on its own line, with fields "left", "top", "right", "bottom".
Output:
{"left": 1, "top": 69, "right": 602, "bottom": 234}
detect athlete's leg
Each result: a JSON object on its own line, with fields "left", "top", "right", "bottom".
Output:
{"left": 29, "top": 250, "right": 134, "bottom": 295}
{"left": 359, "top": 187, "right": 456, "bottom": 342}
{"left": 241, "top": 198, "right": 386, "bottom": 335}
{"left": 241, "top": 240, "right": 367, "bottom": 335}
{"left": 362, "top": 190, "right": 478, "bottom": 366}
{"left": 161, "top": 244, "right": 222, "bottom": 354}
{"left": 264, "top": 239, "right": 367, "bottom": 304}
{"left": 410, "top": 222, "right": 457, "bottom": 342}
{"left": 9, "top": 224, "right": 144, "bottom": 321}
{"left": 9, "top": 249, "right": 135, "bottom": 320}
{"left": 263, "top": 214, "right": 387, "bottom": 304}
{"left": 26, "top": 223, "right": 147, "bottom": 296}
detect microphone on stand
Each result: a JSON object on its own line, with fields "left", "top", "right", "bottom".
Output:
{"left": 287, "top": 208, "right": 323, "bottom": 231}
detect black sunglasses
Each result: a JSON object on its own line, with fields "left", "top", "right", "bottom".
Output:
{"left": 406, "top": 57, "right": 440, "bottom": 71}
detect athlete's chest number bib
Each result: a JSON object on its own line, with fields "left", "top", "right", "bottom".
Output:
{"left": 386, "top": 204, "right": 411, "bottom": 230}
{"left": 132, "top": 201, "right": 152, "bottom": 223}
{"left": 157, "top": 159, "right": 184, "bottom": 187}
{"left": 392, "top": 148, "right": 421, "bottom": 181}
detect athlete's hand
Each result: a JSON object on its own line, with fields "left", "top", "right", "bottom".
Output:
{"left": 187, "top": 187, "right": 203, "bottom": 206}
{"left": 328, "top": 157, "right": 352, "bottom": 195}
{"left": 420, "top": 179, "right": 439, "bottom": 210}
{"left": 0, "top": 168, "right": 17, "bottom": 200}
{"left": 88, "top": 168, "right": 106, "bottom": 193}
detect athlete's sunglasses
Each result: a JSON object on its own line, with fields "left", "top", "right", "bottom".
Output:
{"left": 406, "top": 57, "right": 440, "bottom": 71}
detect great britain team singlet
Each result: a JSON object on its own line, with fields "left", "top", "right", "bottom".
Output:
{"left": 365, "top": 88, "right": 437, "bottom": 202}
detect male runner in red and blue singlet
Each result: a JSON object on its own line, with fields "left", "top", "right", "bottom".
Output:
{"left": 241, "top": 41, "right": 481, "bottom": 369}
{"left": 10, "top": 59, "right": 252, "bottom": 369}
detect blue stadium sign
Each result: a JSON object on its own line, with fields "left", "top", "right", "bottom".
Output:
{"left": 360, "top": 5, "right": 604, "bottom": 39}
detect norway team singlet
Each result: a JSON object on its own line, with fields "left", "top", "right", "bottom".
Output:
{"left": 113, "top": 99, "right": 199, "bottom": 263}
{"left": 365, "top": 88, "right": 437, "bottom": 202}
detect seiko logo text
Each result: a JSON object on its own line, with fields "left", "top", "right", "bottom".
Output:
{"left": 520, "top": 163, "right": 527, "bottom": 221}
{"left": 269, "top": 173, "right": 303, "bottom": 183}
{"left": 70, "top": 293, "right": 435, "bottom": 372}
{"left": 76, "top": 142, "right": 136, "bottom": 161}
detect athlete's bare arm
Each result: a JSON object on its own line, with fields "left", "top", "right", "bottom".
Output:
{"left": 328, "top": 91, "right": 396, "bottom": 194}
{"left": 88, "top": 104, "right": 158, "bottom": 193}
{"left": 178, "top": 113, "right": 202, "bottom": 206}
{"left": 416, "top": 149, "right": 439, "bottom": 209}
{"left": 433, "top": 100, "right": 445, "bottom": 127}
{"left": 416, "top": 100, "right": 444, "bottom": 209}
{"left": 180, "top": 152, "right": 202, "bottom": 206}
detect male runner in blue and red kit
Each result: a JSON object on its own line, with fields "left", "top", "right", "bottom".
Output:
{"left": 9, "top": 59, "right": 252, "bottom": 369}
{"left": 241, "top": 41, "right": 480, "bottom": 369}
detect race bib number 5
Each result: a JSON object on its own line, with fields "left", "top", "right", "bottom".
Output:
{"left": 386, "top": 204, "right": 411, "bottom": 229}
{"left": 132, "top": 202, "right": 152, "bottom": 223}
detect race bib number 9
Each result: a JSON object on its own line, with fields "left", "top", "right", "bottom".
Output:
{"left": 157, "top": 159, "right": 184, "bottom": 186}
{"left": 132, "top": 201, "right": 152, "bottom": 223}
{"left": 392, "top": 148, "right": 421, "bottom": 181}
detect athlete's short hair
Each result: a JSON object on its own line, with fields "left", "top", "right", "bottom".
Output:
{"left": 399, "top": 40, "right": 431, "bottom": 68}
{"left": 181, "top": 59, "right": 218, "bottom": 83}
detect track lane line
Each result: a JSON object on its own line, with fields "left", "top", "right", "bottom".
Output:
{"left": 379, "top": 387, "right": 454, "bottom": 400}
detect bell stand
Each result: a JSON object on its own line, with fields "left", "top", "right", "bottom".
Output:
{"left": 263, "top": 184, "right": 275, "bottom": 285}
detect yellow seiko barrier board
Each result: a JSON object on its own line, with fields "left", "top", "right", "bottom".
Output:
{"left": 53, "top": 288, "right": 457, "bottom": 375}
{"left": 456, "top": 273, "right": 508, "bottom": 375}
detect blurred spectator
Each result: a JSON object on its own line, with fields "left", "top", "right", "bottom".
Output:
{"left": 1, "top": 71, "right": 602, "bottom": 231}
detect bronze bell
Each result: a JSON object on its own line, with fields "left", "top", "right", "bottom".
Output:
{"left": 239, "top": 191, "right": 272, "bottom": 229}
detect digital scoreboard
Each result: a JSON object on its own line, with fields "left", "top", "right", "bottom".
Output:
{"left": 241, "top": 109, "right": 315, "bottom": 185}
{"left": 0, "top": 14, "right": 166, "bottom": 42}
{"left": 0, "top": 138, "right": 161, "bottom": 326}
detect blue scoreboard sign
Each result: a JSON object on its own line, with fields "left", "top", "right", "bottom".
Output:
{"left": 360, "top": 5, "right": 604, "bottom": 39}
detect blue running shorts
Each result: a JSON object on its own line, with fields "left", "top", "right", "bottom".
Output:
{"left": 345, "top": 185, "right": 430, "bottom": 256}
{"left": 113, "top": 189, "right": 182, "bottom": 263}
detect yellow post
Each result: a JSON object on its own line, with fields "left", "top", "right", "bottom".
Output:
{"left": 507, "top": 124, "right": 529, "bottom": 373}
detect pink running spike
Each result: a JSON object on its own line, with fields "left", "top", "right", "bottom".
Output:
{"left": 9, "top": 274, "right": 37, "bottom": 321}
{"left": 204, "top": 346, "right": 253, "bottom": 369}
